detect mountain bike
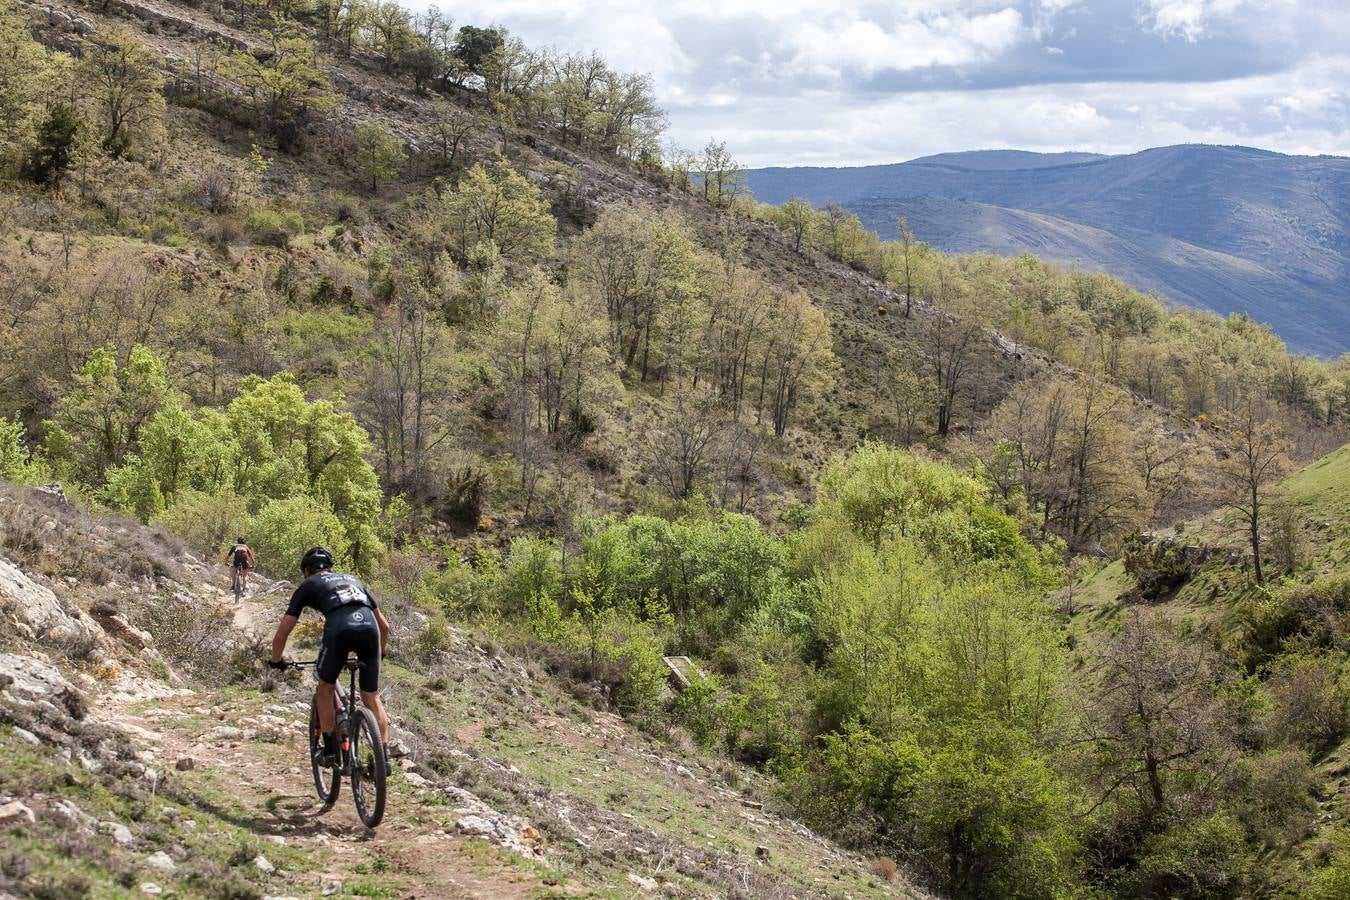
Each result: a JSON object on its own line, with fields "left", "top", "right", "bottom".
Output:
{"left": 231, "top": 565, "right": 247, "bottom": 599}
{"left": 288, "top": 659, "right": 387, "bottom": 828}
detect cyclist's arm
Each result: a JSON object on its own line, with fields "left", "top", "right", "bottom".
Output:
{"left": 245, "top": 548, "right": 256, "bottom": 567}
{"left": 374, "top": 607, "right": 390, "bottom": 657}
{"left": 270, "top": 614, "right": 299, "bottom": 664}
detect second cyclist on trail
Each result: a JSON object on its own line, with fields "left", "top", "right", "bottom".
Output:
{"left": 227, "top": 537, "right": 256, "bottom": 596}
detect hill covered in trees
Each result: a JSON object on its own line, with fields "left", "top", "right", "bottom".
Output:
{"left": 745, "top": 146, "right": 1350, "bottom": 356}
{"left": 2, "top": 0, "right": 1350, "bottom": 896}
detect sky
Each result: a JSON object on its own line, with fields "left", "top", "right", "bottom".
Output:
{"left": 425, "top": 0, "right": 1350, "bottom": 167}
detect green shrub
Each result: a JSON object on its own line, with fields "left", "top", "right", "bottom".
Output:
{"left": 245, "top": 207, "right": 304, "bottom": 246}
{"left": 414, "top": 613, "right": 451, "bottom": 659}
{"left": 1123, "top": 538, "right": 1194, "bottom": 601}
{"left": 247, "top": 494, "right": 351, "bottom": 576}
{"left": 1133, "top": 814, "right": 1248, "bottom": 899}
{"left": 0, "top": 417, "right": 47, "bottom": 485}
{"left": 610, "top": 625, "right": 668, "bottom": 723}
{"left": 673, "top": 670, "right": 728, "bottom": 749}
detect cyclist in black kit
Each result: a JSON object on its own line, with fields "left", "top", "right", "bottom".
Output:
{"left": 268, "top": 547, "right": 392, "bottom": 769}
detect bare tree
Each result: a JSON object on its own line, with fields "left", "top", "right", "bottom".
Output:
{"left": 1214, "top": 392, "right": 1292, "bottom": 584}
{"left": 925, "top": 267, "right": 978, "bottom": 438}
{"left": 648, "top": 388, "right": 725, "bottom": 500}
{"left": 355, "top": 276, "right": 455, "bottom": 501}
{"left": 1077, "top": 611, "right": 1238, "bottom": 816}
{"left": 698, "top": 139, "right": 743, "bottom": 207}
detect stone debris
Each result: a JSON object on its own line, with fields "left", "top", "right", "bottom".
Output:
{"left": 0, "top": 558, "right": 104, "bottom": 647}
{"left": 100, "top": 821, "right": 134, "bottom": 845}
{"left": 0, "top": 800, "right": 36, "bottom": 828}
{"left": 174, "top": 756, "right": 195, "bottom": 771}
{"left": 254, "top": 854, "right": 276, "bottom": 875}
{"left": 144, "top": 851, "right": 176, "bottom": 873}
{"left": 139, "top": 883, "right": 162, "bottom": 895}
{"left": 626, "top": 872, "right": 659, "bottom": 891}
{"left": 52, "top": 799, "right": 96, "bottom": 829}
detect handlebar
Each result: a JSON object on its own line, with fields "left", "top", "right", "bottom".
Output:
{"left": 275, "top": 659, "right": 367, "bottom": 671}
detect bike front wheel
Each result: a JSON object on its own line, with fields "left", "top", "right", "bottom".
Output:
{"left": 349, "top": 707, "right": 386, "bottom": 828}
{"left": 308, "top": 696, "right": 340, "bottom": 809}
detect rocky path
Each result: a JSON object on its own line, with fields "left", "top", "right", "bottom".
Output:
{"left": 97, "top": 680, "right": 548, "bottom": 899}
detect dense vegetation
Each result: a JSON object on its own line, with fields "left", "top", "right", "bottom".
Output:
{"left": 2, "top": 0, "right": 1350, "bottom": 896}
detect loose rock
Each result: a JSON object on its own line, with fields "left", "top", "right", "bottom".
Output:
{"left": 145, "top": 851, "right": 176, "bottom": 873}
{"left": 100, "top": 821, "right": 134, "bottom": 844}
{"left": 0, "top": 800, "right": 36, "bottom": 827}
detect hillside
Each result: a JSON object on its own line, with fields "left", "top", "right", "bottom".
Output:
{"left": 3, "top": 0, "right": 1350, "bottom": 896}
{"left": 0, "top": 485, "right": 927, "bottom": 898}
{"left": 746, "top": 146, "right": 1350, "bottom": 355}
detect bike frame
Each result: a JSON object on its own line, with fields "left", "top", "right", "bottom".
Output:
{"left": 296, "top": 659, "right": 364, "bottom": 774}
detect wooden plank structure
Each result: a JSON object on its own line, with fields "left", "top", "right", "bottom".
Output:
{"left": 661, "top": 656, "right": 704, "bottom": 691}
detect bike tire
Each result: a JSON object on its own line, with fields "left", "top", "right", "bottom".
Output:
{"left": 349, "top": 707, "right": 387, "bottom": 828}
{"left": 308, "top": 696, "right": 340, "bottom": 809}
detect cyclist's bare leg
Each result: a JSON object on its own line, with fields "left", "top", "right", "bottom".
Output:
{"left": 315, "top": 681, "right": 338, "bottom": 734}
{"left": 360, "top": 690, "right": 390, "bottom": 744}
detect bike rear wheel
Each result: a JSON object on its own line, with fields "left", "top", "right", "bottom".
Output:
{"left": 308, "top": 696, "right": 340, "bottom": 808}
{"left": 349, "top": 707, "right": 386, "bottom": 828}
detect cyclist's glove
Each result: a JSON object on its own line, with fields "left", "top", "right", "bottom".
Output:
{"left": 268, "top": 659, "right": 289, "bottom": 671}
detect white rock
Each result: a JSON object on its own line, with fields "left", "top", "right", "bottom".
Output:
{"left": 0, "top": 800, "right": 36, "bottom": 827}
{"left": 11, "top": 727, "right": 39, "bottom": 746}
{"left": 404, "top": 771, "right": 430, "bottom": 788}
{"left": 144, "top": 851, "right": 176, "bottom": 873}
{"left": 140, "top": 883, "right": 162, "bottom": 895}
{"left": 52, "top": 799, "right": 95, "bottom": 828}
{"left": 99, "top": 821, "right": 133, "bottom": 844}
{"left": 455, "top": 815, "right": 498, "bottom": 838}
{"left": 0, "top": 558, "right": 104, "bottom": 647}
{"left": 0, "top": 653, "right": 76, "bottom": 704}
{"left": 254, "top": 854, "right": 276, "bottom": 875}
{"left": 265, "top": 835, "right": 286, "bottom": 846}
{"left": 626, "top": 872, "right": 659, "bottom": 892}
{"left": 322, "top": 881, "right": 342, "bottom": 896}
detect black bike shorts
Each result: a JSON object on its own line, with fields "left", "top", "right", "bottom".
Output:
{"left": 316, "top": 606, "right": 380, "bottom": 692}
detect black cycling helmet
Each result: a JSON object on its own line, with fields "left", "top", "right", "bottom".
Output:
{"left": 300, "top": 546, "right": 333, "bottom": 573}
{"left": 236, "top": 536, "right": 247, "bottom": 544}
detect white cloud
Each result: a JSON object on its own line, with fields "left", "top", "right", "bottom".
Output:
{"left": 1140, "top": 0, "right": 1248, "bottom": 42}
{"left": 411, "top": 0, "right": 1350, "bottom": 165}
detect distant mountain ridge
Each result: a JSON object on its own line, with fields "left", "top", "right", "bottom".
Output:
{"left": 746, "top": 145, "right": 1350, "bottom": 356}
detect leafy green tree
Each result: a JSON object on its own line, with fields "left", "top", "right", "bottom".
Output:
{"left": 45, "top": 345, "right": 173, "bottom": 486}
{"left": 227, "top": 375, "right": 383, "bottom": 569}
{"left": 0, "top": 0, "right": 53, "bottom": 172}
{"left": 774, "top": 197, "right": 814, "bottom": 253}
{"left": 699, "top": 138, "right": 742, "bottom": 206}
{"left": 81, "top": 26, "right": 165, "bottom": 158}
{"left": 230, "top": 25, "right": 334, "bottom": 152}
{"left": 24, "top": 102, "right": 79, "bottom": 186}
{"left": 453, "top": 25, "right": 504, "bottom": 80}
{"left": 248, "top": 494, "right": 353, "bottom": 576}
{"left": 101, "top": 403, "right": 235, "bottom": 517}
{"left": 351, "top": 121, "right": 406, "bottom": 191}
{"left": 442, "top": 159, "right": 555, "bottom": 259}
{"left": 0, "top": 417, "right": 45, "bottom": 484}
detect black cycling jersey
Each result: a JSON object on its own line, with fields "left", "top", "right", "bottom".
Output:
{"left": 231, "top": 544, "right": 251, "bottom": 567}
{"left": 288, "top": 571, "right": 382, "bottom": 690}
{"left": 285, "top": 571, "right": 378, "bottom": 620}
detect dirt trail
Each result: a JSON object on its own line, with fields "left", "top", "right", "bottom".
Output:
{"left": 73, "top": 565, "right": 548, "bottom": 899}
{"left": 97, "top": 664, "right": 549, "bottom": 898}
